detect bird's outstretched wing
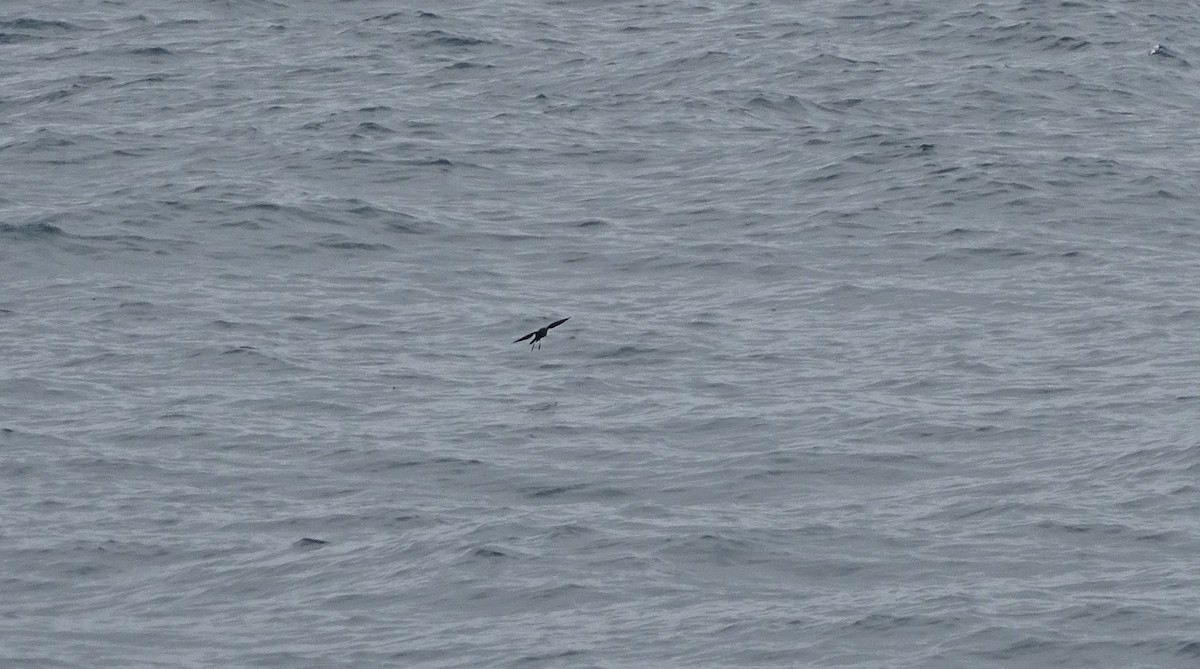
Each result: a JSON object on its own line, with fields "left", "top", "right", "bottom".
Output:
{"left": 513, "top": 332, "right": 535, "bottom": 343}
{"left": 547, "top": 317, "right": 570, "bottom": 329}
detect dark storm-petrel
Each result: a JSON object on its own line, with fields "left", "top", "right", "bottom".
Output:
{"left": 514, "top": 317, "right": 569, "bottom": 350}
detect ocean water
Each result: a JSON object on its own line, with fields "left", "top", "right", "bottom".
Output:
{"left": 3, "top": 1, "right": 1200, "bottom": 666}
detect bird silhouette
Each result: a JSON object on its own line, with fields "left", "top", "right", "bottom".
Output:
{"left": 514, "top": 317, "right": 569, "bottom": 350}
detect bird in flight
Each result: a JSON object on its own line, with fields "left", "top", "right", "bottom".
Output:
{"left": 514, "top": 317, "right": 569, "bottom": 350}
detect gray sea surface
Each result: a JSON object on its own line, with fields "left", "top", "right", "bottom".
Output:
{"left": 3, "top": 1, "right": 1200, "bottom": 667}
